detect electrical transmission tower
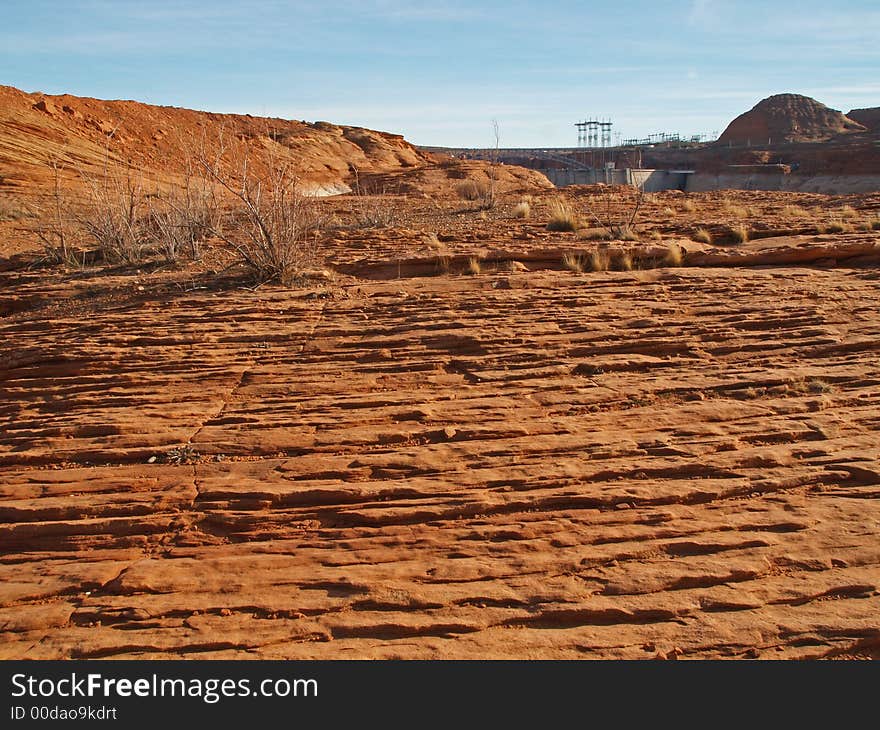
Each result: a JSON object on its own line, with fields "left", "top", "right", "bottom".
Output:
{"left": 576, "top": 118, "right": 613, "bottom": 148}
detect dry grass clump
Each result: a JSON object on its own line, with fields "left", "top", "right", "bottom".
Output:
{"left": 617, "top": 227, "right": 639, "bottom": 242}
{"left": 730, "top": 224, "right": 749, "bottom": 244}
{"left": 837, "top": 205, "right": 858, "bottom": 219}
{"left": 788, "top": 377, "right": 834, "bottom": 395}
{"left": 818, "top": 220, "right": 850, "bottom": 234}
{"left": 512, "top": 201, "right": 531, "bottom": 219}
{"left": 465, "top": 256, "right": 482, "bottom": 275}
{"left": 664, "top": 243, "right": 684, "bottom": 267}
{"left": 546, "top": 199, "right": 580, "bottom": 232}
{"left": 662, "top": 206, "right": 676, "bottom": 217}
{"left": 650, "top": 230, "right": 663, "bottom": 241}
{"left": 562, "top": 253, "right": 585, "bottom": 273}
{"left": 455, "top": 179, "right": 496, "bottom": 209}
{"left": 589, "top": 249, "right": 611, "bottom": 272}
{"left": 577, "top": 227, "right": 610, "bottom": 241}
{"left": 455, "top": 179, "right": 488, "bottom": 201}
{"left": 872, "top": 218, "right": 880, "bottom": 231}
{"left": 423, "top": 231, "right": 441, "bottom": 248}
{"left": 614, "top": 252, "right": 634, "bottom": 271}
{"left": 692, "top": 227, "right": 712, "bottom": 244}
{"left": 680, "top": 199, "right": 697, "bottom": 213}
{"left": 722, "top": 200, "right": 749, "bottom": 218}
{"left": 355, "top": 197, "right": 397, "bottom": 228}
{"left": 780, "top": 204, "right": 806, "bottom": 218}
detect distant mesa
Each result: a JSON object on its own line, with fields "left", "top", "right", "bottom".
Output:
{"left": 846, "top": 107, "right": 880, "bottom": 132}
{"left": 717, "top": 93, "right": 866, "bottom": 145}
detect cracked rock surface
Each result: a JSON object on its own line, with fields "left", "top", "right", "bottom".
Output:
{"left": 3, "top": 238, "right": 880, "bottom": 659}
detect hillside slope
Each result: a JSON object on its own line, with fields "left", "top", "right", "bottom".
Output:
{"left": 718, "top": 93, "right": 865, "bottom": 146}
{"left": 0, "top": 84, "right": 433, "bottom": 197}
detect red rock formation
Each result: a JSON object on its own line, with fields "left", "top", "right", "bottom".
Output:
{"left": 847, "top": 107, "right": 880, "bottom": 132}
{"left": 717, "top": 93, "right": 865, "bottom": 145}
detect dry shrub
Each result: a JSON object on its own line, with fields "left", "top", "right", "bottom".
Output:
{"left": 562, "top": 253, "right": 584, "bottom": 273}
{"left": 615, "top": 252, "right": 634, "bottom": 271}
{"left": 692, "top": 227, "right": 712, "bottom": 244}
{"left": 465, "top": 256, "right": 482, "bottom": 275}
{"left": 78, "top": 165, "right": 153, "bottom": 265}
{"left": 423, "top": 232, "right": 441, "bottom": 249}
{"left": 781, "top": 204, "right": 805, "bottom": 218}
{"left": 680, "top": 199, "right": 697, "bottom": 213}
{"left": 512, "top": 201, "right": 531, "bottom": 219}
{"left": 577, "top": 227, "right": 610, "bottom": 241}
{"left": 355, "top": 196, "right": 397, "bottom": 228}
{"left": 616, "top": 226, "right": 639, "bottom": 242}
{"left": 455, "top": 179, "right": 495, "bottom": 209}
{"left": 664, "top": 243, "right": 684, "bottom": 266}
{"left": 547, "top": 199, "right": 580, "bottom": 232}
{"left": 722, "top": 200, "right": 748, "bottom": 218}
{"left": 837, "top": 205, "right": 858, "bottom": 219}
{"left": 201, "top": 150, "right": 322, "bottom": 285}
{"left": 589, "top": 249, "right": 610, "bottom": 272}
{"left": 818, "top": 220, "right": 849, "bottom": 234}
{"left": 730, "top": 224, "right": 749, "bottom": 243}
{"left": 650, "top": 230, "right": 663, "bottom": 241}
{"left": 662, "top": 206, "right": 676, "bottom": 216}
{"left": 148, "top": 172, "right": 220, "bottom": 262}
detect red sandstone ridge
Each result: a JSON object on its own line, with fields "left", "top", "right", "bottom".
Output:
{"left": 847, "top": 107, "right": 880, "bottom": 132}
{"left": 717, "top": 93, "right": 866, "bottom": 146}
{"left": 0, "top": 84, "right": 551, "bottom": 201}
{"left": 0, "top": 84, "right": 434, "bottom": 197}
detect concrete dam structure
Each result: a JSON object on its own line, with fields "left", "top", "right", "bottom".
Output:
{"left": 543, "top": 167, "right": 880, "bottom": 195}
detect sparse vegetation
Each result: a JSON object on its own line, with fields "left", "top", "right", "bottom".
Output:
{"left": 198, "top": 144, "right": 322, "bottom": 285}
{"left": 562, "top": 253, "right": 584, "bottom": 273}
{"left": 577, "top": 227, "right": 610, "bottom": 241}
{"left": 722, "top": 200, "right": 749, "bottom": 218}
{"left": 681, "top": 199, "right": 697, "bottom": 213}
{"left": 615, "top": 252, "right": 634, "bottom": 271}
{"left": 465, "top": 256, "right": 482, "bottom": 275}
{"left": 148, "top": 171, "right": 219, "bottom": 262}
{"left": 455, "top": 179, "right": 491, "bottom": 202}
{"left": 664, "top": 243, "right": 684, "bottom": 266}
{"left": 589, "top": 249, "right": 610, "bottom": 272}
{"left": 818, "top": 220, "right": 850, "bottom": 234}
{"left": 77, "top": 164, "right": 153, "bottom": 265}
{"left": 512, "top": 201, "right": 531, "bottom": 219}
{"left": 355, "top": 195, "right": 397, "bottom": 228}
{"left": 837, "top": 205, "right": 858, "bottom": 219}
{"left": 730, "top": 224, "right": 749, "bottom": 243}
{"left": 788, "top": 377, "right": 834, "bottom": 395}
{"left": 546, "top": 199, "right": 580, "bottom": 232}
{"left": 780, "top": 204, "right": 806, "bottom": 218}
{"left": 692, "top": 227, "right": 712, "bottom": 244}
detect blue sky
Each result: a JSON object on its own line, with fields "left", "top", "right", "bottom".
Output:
{"left": 2, "top": 1, "right": 878, "bottom": 147}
